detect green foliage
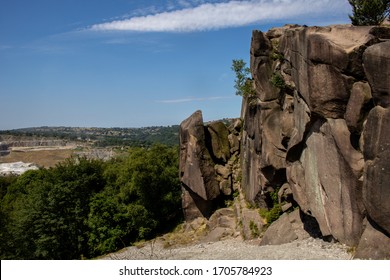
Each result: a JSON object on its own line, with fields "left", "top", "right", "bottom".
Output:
{"left": 224, "top": 189, "right": 239, "bottom": 208}
{"left": 231, "top": 59, "right": 256, "bottom": 97}
{"left": 87, "top": 192, "right": 156, "bottom": 256}
{"left": 270, "top": 51, "right": 284, "bottom": 61}
{"left": 259, "top": 205, "right": 282, "bottom": 225}
{"left": 258, "top": 187, "right": 282, "bottom": 225}
{"left": 232, "top": 189, "right": 240, "bottom": 199}
{"left": 224, "top": 199, "right": 234, "bottom": 208}
{"left": 349, "top": 0, "right": 390, "bottom": 25}
{"left": 0, "top": 175, "right": 17, "bottom": 200}
{"left": 88, "top": 144, "right": 182, "bottom": 256}
{"left": 0, "top": 144, "right": 182, "bottom": 259}
{"left": 93, "top": 126, "right": 180, "bottom": 147}
{"left": 270, "top": 73, "right": 286, "bottom": 90}
{"left": 249, "top": 220, "right": 259, "bottom": 238}
{"left": 1, "top": 125, "right": 180, "bottom": 148}
{"left": 1, "top": 158, "right": 105, "bottom": 259}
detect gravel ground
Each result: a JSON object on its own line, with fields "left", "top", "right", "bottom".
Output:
{"left": 102, "top": 237, "right": 352, "bottom": 260}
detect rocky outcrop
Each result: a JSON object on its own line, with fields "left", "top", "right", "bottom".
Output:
{"left": 180, "top": 111, "right": 219, "bottom": 220}
{"left": 287, "top": 119, "right": 365, "bottom": 246}
{"left": 179, "top": 111, "right": 241, "bottom": 221}
{"left": 241, "top": 24, "right": 390, "bottom": 258}
{"left": 354, "top": 218, "right": 390, "bottom": 260}
{"left": 179, "top": 24, "right": 389, "bottom": 259}
{"left": 203, "top": 208, "right": 238, "bottom": 242}
{"left": 362, "top": 107, "right": 390, "bottom": 235}
{"left": 259, "top": 209, "right": 321, "bottom": 246}
{"left": 363, "top": 41, "right": 390, "bottom": 107}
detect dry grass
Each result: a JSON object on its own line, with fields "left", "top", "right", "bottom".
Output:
{"left": 0, "top": 149, "right": 75, "bottom": 168}
{"left": 160, "top": 219, "right": 209, "bottom": 248}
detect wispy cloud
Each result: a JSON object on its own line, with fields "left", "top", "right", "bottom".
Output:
{"left": 89, "top": 0, "right": 350, "bottom": 32}
{"left": 156, "top": 96, "right": 233, "bottom": 103}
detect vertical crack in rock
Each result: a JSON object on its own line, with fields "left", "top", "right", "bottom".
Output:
{"left": 179, "top": 24, "right": 390, "bottom": 259}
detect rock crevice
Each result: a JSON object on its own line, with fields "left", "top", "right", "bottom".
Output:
{"left": 179, "top": 24, "right": 390, "bottom": 259}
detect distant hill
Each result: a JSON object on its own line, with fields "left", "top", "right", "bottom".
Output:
{"left": 0, "top": 125, "right": 180, "bottom": 147}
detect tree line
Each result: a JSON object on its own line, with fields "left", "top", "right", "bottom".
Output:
{"left": 0, "top": 144, "right": 182, "bottom": 259}
{"left": 0, "top": 125, "right": 180, "bottom": 148}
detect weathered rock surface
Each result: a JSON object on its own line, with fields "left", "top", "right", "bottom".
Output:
{"left": 287, "top": 119, "right": 364, "bottom": 246}
{"left": 240, "top": 208, "right": 264, "bottom": 240}
{"left": 179, "top": 24, "right": 390, "bottom": 259}
{"left": 180, "top": 111, "right": 241, "bottom": 221}
{"left": 260, "top": 209, "right": 321, "bottom": 246}
{"left": 345, "top": 82, "right": 372, "bottom": 133}
{"left": 203, "top": 208, "right": 237, "bottom": 242}
{"left": 279, "top": 25, "right": 381, "bottom": 117}
{"left": 180, "top": 111, "right": 220, "bottom": 220}
{"left": 206, "top": 122, "right": 231, "bottom": 163}
{"left": 241, "top": 24, "right": 390, "bottom": 257}
{"left": 362, "top": 107, "right": 390, "bottom": 235}
{"left": 355, "top": 219, "right": 390, "bottom": 260}
{"left": 363, "top": 41, "right": 390, "bottom": 108}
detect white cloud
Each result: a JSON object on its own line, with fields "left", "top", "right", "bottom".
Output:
{"left": 90, "top": 0, "right": 350, "bottom": 32}
{"left": 156, "top": 96, "right": 233, "bottom": 103}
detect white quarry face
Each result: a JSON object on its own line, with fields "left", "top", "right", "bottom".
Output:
{"left": 0, "top": 162, "right": 39, "bottom": 176}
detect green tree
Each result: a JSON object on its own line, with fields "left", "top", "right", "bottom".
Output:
{"left": 349, "top": 0, "right": 390, "bottom": 25}
{"left": 87, "top": 144, "right": 182, "bottom": 257}
{"left": 0, "top": 145, "right": 182, "bottom": 259}
{"left": 87, "top": 191, "right": 155, "bottom": 256}
{"left": 231, "top": 59, "right": 256, "bottom": 97}
{"left": 1, "top": 158, "right": 105, "bottom": 259}
{"left": 0, "top": 175, "right": 17, "bottom": 200}
{"left": 0, "top": 170, "right": 50, "bottom": 259}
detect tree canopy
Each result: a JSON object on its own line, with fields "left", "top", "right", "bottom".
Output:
{"left": 349, "top": 0, "right": 390, "bottom": 25}
{"left": 0, "top": 144, "right": 182, "bottom": 259}
{"left": 231, "top": 59, "right": 256, "bottom": 97}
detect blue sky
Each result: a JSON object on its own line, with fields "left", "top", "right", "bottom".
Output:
{"left": 0, "top": 0, "right": 351, "bottom": 129}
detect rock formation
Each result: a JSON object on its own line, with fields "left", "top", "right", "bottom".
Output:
{"left": 259, "top": 209, "right": 321, "bottom": 246}
{"left": 179, "top": 111, "right": 241, "bottom": 221}
{"left": 242, "top": 24, "right": 390, "bottom": 259}
{"left": 179, "top": 24, "right": 390, "bottom": 259}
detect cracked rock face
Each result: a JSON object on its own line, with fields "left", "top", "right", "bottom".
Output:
{"left": 362, "top": 107, "right": 390, "bottom": 235}
{"left": 179, "top": 24, "right": 389, "bottom": 258}
{"left": 287, "top": 119, "right": 364, "bottom": 246}
{"left": 179, "top": 110, "right": 241, "bottom": 221}
{"left": 241, "top": 24, "right": 390, "bottom": 257}
{"left": 180, "top": 110, "right": 220, "bottom": 220}
{"left": 363, "top": 41, "right": 390, "bottom": 108}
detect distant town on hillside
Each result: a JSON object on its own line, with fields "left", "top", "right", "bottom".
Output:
{"left": 0, "top": 125, "right": 180, "bottom": 147}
